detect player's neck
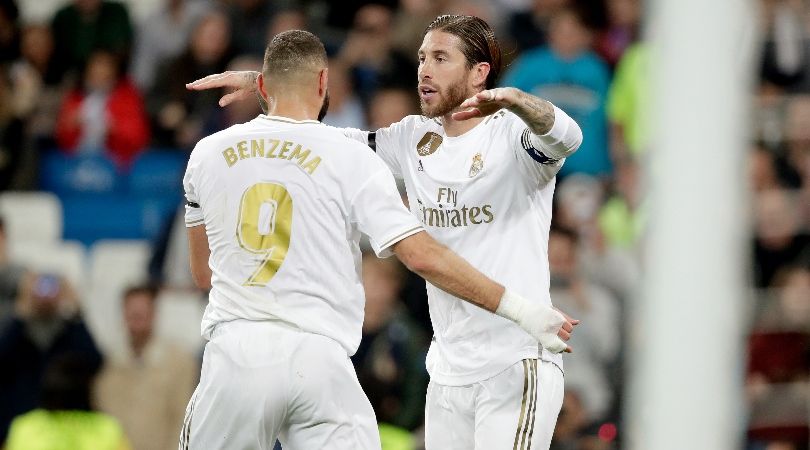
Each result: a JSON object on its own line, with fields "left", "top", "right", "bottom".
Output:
{"left": 441, "top": 113, "right": 485, "bottom": 137}
{"left": 265, "top": 92, "right": 320, "bottom": 122}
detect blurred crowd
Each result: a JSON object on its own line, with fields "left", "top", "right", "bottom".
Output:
{"left": 0, "top": 0, "right": 807, "bottom": 449}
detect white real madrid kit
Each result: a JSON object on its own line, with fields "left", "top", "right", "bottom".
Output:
{"left": 345, "top": 105, "right": 581, "bottom": 450}
{"left": 180, "top": 115, "right": 423, "bottom": 450}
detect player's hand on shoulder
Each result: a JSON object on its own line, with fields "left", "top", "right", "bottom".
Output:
{"left": 452, "top": 87, "right": 518, "bottom": 121}
{"left": 186, "top": 70, "right": 260, "bottom": 107}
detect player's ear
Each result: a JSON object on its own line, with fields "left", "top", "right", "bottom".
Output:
{"left": 472, "top": 62, "right": 490, "bottom": 90}
{"left": 257, "top": 72, "right": 269, "bottom": 102}
{"left": 318, "top": 68, "right": 328, "bottom": 97}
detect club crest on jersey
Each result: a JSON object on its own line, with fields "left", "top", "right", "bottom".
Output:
{"left": 416, "top": 132, "right": 442, "bottom": 156}
{"left": 469, "top": 153, "right": 483, "bottom": 177}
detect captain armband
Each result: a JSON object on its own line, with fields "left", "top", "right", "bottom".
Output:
{"left": 521, "top": 105, "right": 583, "bottom": 164}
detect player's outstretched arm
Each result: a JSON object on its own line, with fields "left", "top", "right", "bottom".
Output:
{"left": 453, "top": 87, "right": 582, "bottom": 160}
{"left": 186, "top": 70, "right": 261, "bottom": 107}
{"left": 392, "top": 231, "right": 578, "bottom": 353}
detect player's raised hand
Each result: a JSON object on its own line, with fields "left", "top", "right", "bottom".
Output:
{"left": 452, "top": 87, "right": 516, "bottom": 121}
{"left": 185, "top": 70, "right": 260, "bottom": 107}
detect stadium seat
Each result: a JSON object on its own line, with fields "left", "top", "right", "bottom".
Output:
{"left": 128, "top": 150, "right": 187, "bottom": 197}
{"left": 61, "top": 195, "right": 179, "bottom": 246}
{"left": 86, "top": 240, "right": 152, "bottom": 354}
{"left": 40, "top": 152, "right": 121, "bottom": 196}
{"left": 0, "top": 191, "right": 63, "bottom": 245}
{"left": 9, "top": 240, "right": 86, "bottom": 292}
{"left": 155, "top": 289, "right": 206, "bottom": 354}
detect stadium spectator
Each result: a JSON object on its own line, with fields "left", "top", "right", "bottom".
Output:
{"left": 760, "top": 0, "right": 809, "bottom": 91}
{"left": 0, "top": 274, "right": 102, "bottom": 442}
{"left": 6, "top": 25, "right": 64, "bottom": 185}
{"left": 130, "top": 0, "right": 211, "bottom": 91}
{"left": 147, "top": 9, "right": 232, "bottom": 150}
{"left": 753, "top": 189, "right": 810, "bottom": 288}
{"left": 353, "top": 253, "right": 429, "bottom": 432}
{"left": 555, "top": 174, "right": 639, "bottom": 302}
{"left": 0, "top": 216, "right": 25, "bottom": 320}
{"left": 0, "top": 69, "right": 24, "bottom": 191}
{"left": 95, "top": 284, "right": 197, "bottom": 450}
{"left": 502, "top": 7, "right": 612, "bottom": 177}
{"left": 55, "top": 50, "right": 150, "bottom": 169}
{"left": 550, "top": 390, "right": 609, "bottom": 450}
{"left": 265, "top": 7, "right": 308, "bottom": 42}
{"left": 598, "top": 160, "right": 643, "bottom": 250}
{"left": 367, "top": 86, "right": 419, "bottom": 129}
{"left": 606, "top": 42, "right": 649, "bottom": 160}
{"left": 4, "top": 353, "right": 130, "bottom": 450}
{"left": 0, "top": 0, "right": 20, "bottom": 64}
{"left": 594, "top": 0, "right": 641, "bottom": 68}
{"left": 505, "top": 0, "right": 568, "bottom": 53}
{"left": 321, "top": 59, "right": 367, "bottom": 129}
{"left": 50, "top": 0, "right": 134, "bottom": 81}
{"left": 750, "top": 145, "right": 784, "bottom": 193}
{"left": 337, "top": 4, "right": 417, "bottom": 101}
{"left": 226, "top": 0, "right": 276, "bottom": 57}
{"left": 548, "top": 227, "right": 620, "bottom": 421}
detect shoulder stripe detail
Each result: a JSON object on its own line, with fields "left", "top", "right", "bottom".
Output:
{"left": 521, "top": 129, "right": 559, "bottom": 165}
{"left": 185, "top": 219, "right": 205, "bottom": 227}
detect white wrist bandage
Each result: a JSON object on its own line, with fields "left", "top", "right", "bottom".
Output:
{"left": 496, "top": 290, "right": 568, "bottom": 354}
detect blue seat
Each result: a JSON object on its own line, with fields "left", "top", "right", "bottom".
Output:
{"left": 128, "top": 150, "right": 187, "bottom": 198}
{"left": 62, "top": 194, "right": 181, "bottom": 246}
{"left": 40, "top": 152, "right": 121, "bottom": 196}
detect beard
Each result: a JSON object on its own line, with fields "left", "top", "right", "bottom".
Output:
{"left": 318, "top": 90, "right": 330, "bottom": 121}
{"left": 419, "top": 80, "right": 470, "bottom": 119}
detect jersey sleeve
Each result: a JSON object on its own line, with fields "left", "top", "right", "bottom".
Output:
{"left": 183, "top": 151, "right": 204, "bottom": 228}
{"left": 507, "top": 107, "right": 582, "bottom": 186}
{"left": 349, "top": 168, "right": 423, "bottom": 258}
{"left": 342, "top": 125, "right": 403, "bottom": 178}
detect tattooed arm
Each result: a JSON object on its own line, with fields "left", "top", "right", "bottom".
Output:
{"left": 453, "top": 87, "right": 582, "bottom": 160}
{"left": 505, "top": 89, "right": 556, "bottom": 135}
{"left": 186, "top": 70, "right": 264, "bottom": 109}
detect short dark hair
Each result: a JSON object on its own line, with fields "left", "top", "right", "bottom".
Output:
{"left": 41, "top": 353, "right": 98, "bottom": 411}
{"left": 424, "top": 15, "right": 502, "bottom": 89}
{"left": 262, "top": 30, "right": 327, "bottom": 81}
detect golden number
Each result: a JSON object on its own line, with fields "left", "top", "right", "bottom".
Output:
{"left": 236, "top": 182, "right": 293, "bottom": 286}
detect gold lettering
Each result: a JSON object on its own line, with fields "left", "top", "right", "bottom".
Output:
{"left": 223, "top": 148, "right": 238, "bottom": 167}
{"left": 279, "top": 141, "right": 292, "bottom": 159}
{"left": 237, "top": 141, "right": 249, "bottom": 159}
{"left": 449, "top": 209, "right": 462, "bottom": 227}
{"left": 267, "top": 139, "right": 280, "bottom": 158}
{"left": 251, "top": 139, "right": 265, "bottom": 157}
{"left": 288, "top": 145, "right": 310, "bottom": 164}
{"left": 302, "top": 156, "right": 321, "bottom": 175}
{"left": 469, "top": 206, "right": 482, "bottom": 224}
{"left": 427, "top": 208, "right": 441, "bottom": 227}
{"left": 482, "top": 205, "right": 494, "bottom": 223}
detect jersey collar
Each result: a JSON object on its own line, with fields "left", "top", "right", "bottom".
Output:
{"left": 260, "top": 115, "right": 320, "bottom": 125}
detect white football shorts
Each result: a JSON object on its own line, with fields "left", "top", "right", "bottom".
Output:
{"left": 424, "top": 358, "right": 564, "bottom": 450}
{"left": 178, "top": 319, "right": 381, "bottom": 450}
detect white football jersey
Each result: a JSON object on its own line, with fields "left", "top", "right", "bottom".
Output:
{"left": 347, "top": 109, "right": 574, "bottom": 385}
{"left": 183, "top": 115, "right": 423, "bottom": 356}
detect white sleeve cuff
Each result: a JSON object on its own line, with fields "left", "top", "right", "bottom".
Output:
{"left": 529, "top": 105, "right": 583, "bottom": 160}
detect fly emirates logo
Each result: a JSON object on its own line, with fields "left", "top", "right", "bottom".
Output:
{"left": 415, "top": 187, "right": 494, "bottom": 228}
